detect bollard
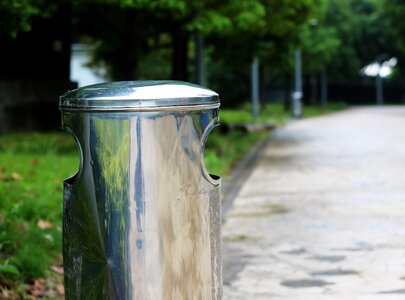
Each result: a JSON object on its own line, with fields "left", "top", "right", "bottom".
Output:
{"left": 59, "top": 81, "right": 222, "bottom": 299}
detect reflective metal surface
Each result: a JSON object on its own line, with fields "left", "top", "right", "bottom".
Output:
{"left": 60, "top": 81, "right": 222, "bottom": 300}
{"left": 60, "top": 81, "right": 220, "bottom": 111}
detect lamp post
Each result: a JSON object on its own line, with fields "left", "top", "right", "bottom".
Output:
{"left": 251, "top": 56, "right": 260, "bottom": 122}
{"left": 292, "top": 49, "right": 302, "bottom": 118}
{"left": 376, "top": 70, "right": 383, "bottom": 105}
{"left": 195, "top": 31, "right": 206, "bottom": 86}
{"left": 375, "top": 54, "right": 388, "bottom": 105}
{"left": 361, "top": 55, "right": 397, "bottom": 105}
{"left": 320, "top": 68, "right": 328, "bottom": 107}
{"left": 292, "top": 19, "right": 318, "bottom": 117}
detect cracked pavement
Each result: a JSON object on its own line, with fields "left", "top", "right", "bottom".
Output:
{"left": 222, "top": 107, "right": 405, "bottom": 299}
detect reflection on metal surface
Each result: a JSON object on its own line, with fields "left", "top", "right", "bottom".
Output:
{"left": 61, "top": 81, "right": 221, "bottom": 299}
{"left": 60, "top": 80, "right": 220, "bottom": 111}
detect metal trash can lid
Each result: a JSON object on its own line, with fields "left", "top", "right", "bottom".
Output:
{"left": 59, "top": 80, "right": 220, "bottom": 112}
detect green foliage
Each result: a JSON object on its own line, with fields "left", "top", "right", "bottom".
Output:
{"left": 0, "top": 0, "right": 57, "bottom": 37}
{"left": 220, "top": 103, "right": 290, "bottom": 125}
{"left": 207, "top": 0, "right": 325, "bottom": 104}
{"left": 383, "top": 0, "right": 405, "bottom": 79}
{"left": 206, "top": 51, "right": 250, "bottom": 106}
{"left": 12, "top": 230, "right": 57, "bottom": 280}
{"left": 262, "top": 0, "right": 326, "bottom": 38}
{"left": 128, "top": 0, "right": 267, "bottom": 34}
{"left": 324, "top": 0, "right": 399, "bottom": 82}
{"left": 0, "top": 262, "right": 20, "bottom": 276}
{"left": 2, "top": 0, "right": 404, "bottom": 85}
{"left": 0, "top": 132, "right": 77, "bottom": 154}
{"left": 205, "top": 129, "right": 268, "bottom": 176}
{"left": 384, "top": 0, "right": 405, "bottom": 52}
{"left": 0, "top": 135, "right": 77, "bottom": 285}
{"left": 191, "top": 10, "right": 233, "bottom": 34}
{"left": 74, "top": 0, "right": 271, "bottom": 80}
{"left": 303, "top": 102, "right": 347, "bottom": 117}
{"left": 73, "top": 0, "right": 326, "bottom": 82}
{"left": 300, "top": 24, "right": 340, "bottom": 74}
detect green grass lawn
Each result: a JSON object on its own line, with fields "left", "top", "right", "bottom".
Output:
{"left": 0, "top": 102, "right": 346, "bottom": 298}
{"left": 0, "top": 133, "right": 77, "bottom": 298}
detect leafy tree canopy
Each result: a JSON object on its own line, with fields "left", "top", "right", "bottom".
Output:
{"left": 384, "top": 0, "right": 405, "bottom": 52}
{"left": 383, "top": 0, "right": 405, "bottom": 80}
{"left": 323, "top": 0, "right": 399, "bottom": 82}
{"left": 0, "top": 0, "right": 57, "bottom": 37}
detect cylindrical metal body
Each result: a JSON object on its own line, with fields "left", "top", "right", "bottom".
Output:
{"left": 59, "top": 81, "right": 222, "bottom": 300}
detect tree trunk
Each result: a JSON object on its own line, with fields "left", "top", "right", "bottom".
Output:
{"left": 111, "top": 51, "right": 139, "bottom": 80}
{"left": 251, "top": 56, "right": 260, "bottom": 122}
{"left": 97, "top": 7, "right": 141, "bottom": 81}
{"left": 195, "top": 31, "right": 205, "bottom": 85}
{"left": 283, "top": 73, "right": 291, "bottom": 111}
{"left": 260, "top": 65, "right": 267, "bottom": 105}
{"left": 310, "top": 73, "right": 318, "bottom": 105}
{"left": 171, "top": 22, "right": 189, "bottom": 81}
{"left": 320, "top": 69, "right": 328, "bottom": 106}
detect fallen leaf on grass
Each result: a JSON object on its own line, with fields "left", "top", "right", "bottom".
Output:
{"left": 37, "top": 220, "right": 53, "bottom": 230}
{"left": 0, "top": 288, "right": 19, "bottom": 299}
{"left": 31, "top": 159, "right": 39, "bottom": 165}
{"left": 33, "top": 279, "right": 46, "bottom": 288}
{"left": 0, "top": 167, "right": 5, "bottom": 173}
{"left": 50, "top": 265, "right": 64, "bottom": 275}
{"left": 0, "top": 174, "right": 9, "bottom": 182}
{"left": 11, "top": 172, "right": 22, "bottom": 180}
{"left": 0, "top": 289, "right": 10, "bottom": 299}
{"left": 16, "top": 222, "right": 28, "bottom": 231}
{"left": 29, "top": 278, "right": 49, "bottom": 298}
{"left": 56, "top": 284, "right": 65, "bottom": 296}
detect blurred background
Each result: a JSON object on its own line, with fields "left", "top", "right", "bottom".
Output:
{"left": 0, "top": 0, "right": 405, "bottom": 132}
{"left": 1, "top": 0, "right": 405, "bottom": 298}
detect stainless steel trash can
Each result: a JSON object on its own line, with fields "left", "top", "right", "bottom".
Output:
{"left": 59, "top": 81, "right": 222, "bottom": 300}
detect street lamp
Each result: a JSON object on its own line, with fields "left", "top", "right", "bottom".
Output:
{"left": 375, "top": 54, "right": 388, "bottom": 105}
{"left": 251, "top": 56, "right": 260, "bottom": 122}
{"left": 361, "top": 54, "right": 397, "bottom": 105}
{"left": 292, "top": 19, "right": 318, "bottom": 118}
{"left": 292, "top": 49, "right": 302, "bottom": 118}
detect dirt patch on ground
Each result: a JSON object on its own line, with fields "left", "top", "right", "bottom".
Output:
{"left": 229, "top": 203, "right": 289, "bottom": 218}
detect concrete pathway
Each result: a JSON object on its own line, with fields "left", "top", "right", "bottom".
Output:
{"left": 222, "top": 107, "right": 405, "bottom": 299}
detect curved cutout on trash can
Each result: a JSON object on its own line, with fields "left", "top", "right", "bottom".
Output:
{"left": 63, "top": 126, "right": 83, "bottom": 186}
{"left": 200, "top": 118, "right": 221, "bottom": 186}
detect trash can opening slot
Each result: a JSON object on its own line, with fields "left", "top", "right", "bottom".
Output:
{"left": 201, "top": 119, "right": 221, "bottom": 186}
{"left": 63, "top": 126, "right": 83, "bottom": 186}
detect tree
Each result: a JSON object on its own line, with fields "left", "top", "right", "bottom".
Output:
{"left": 73, "top": 4, "right": 160, "bottom": 80}
{"left": 384, "top": 0, "right": 405, "bottom": 52}
{"left": 0, "top": 0, "right": 328, "bottom": 86}
{"left": 299, "top": 7, "right": 340, "bottom": 104}
{"left": 207, "top": 0, "right": 326, "bottom": 105}
{"left": 324, "top": 0, "right": 399, "bottom": 83}
{"left": 300, "top": 25, "right": 340, "bottom": 76}
{"left": 0, "top": 0, "right": 57, "bottom": 37}
{"left": 383, "top": 0, "right": 405, "bottom": 86}
{"left": 73, "top": 0, "right": 268, "bottom": 81}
